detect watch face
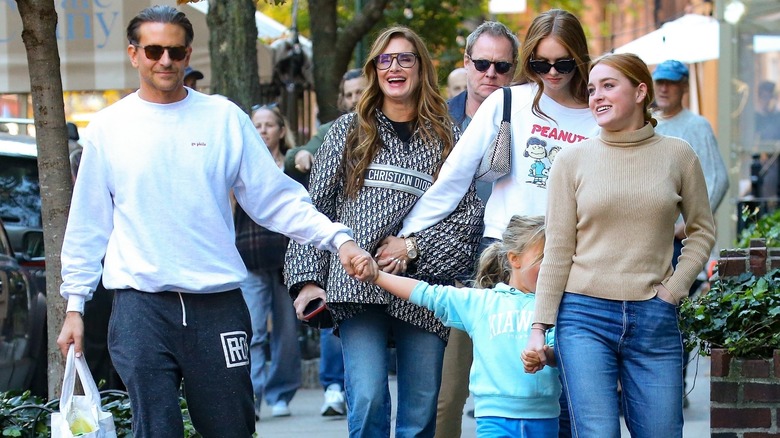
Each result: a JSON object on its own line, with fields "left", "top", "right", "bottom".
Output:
{"left": 408, "top": 248, "right": 418, "bottom": 259}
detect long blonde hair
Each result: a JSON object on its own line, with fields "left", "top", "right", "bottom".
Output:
{"left": 343, "top": 26, "right": 453, "bottom": 198}
{"left": 516, "top": 9, "right": 590, "bottom": 122}
{"left": 473, "top": 216, "right": 546, "bottom": 289}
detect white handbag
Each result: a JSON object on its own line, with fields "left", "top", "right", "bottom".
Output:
{"left": 475, "top": 87, "right": 512, "bottom": 182}
{"left": 50, "top": 345, "right": 117, "bottom": 438}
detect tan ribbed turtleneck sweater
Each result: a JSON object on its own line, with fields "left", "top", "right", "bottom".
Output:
{"left": 534, "top": 123, "right": 716, "bottom": 325}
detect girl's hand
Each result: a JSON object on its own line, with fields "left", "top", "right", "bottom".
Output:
{"left": 521, "top": 350, "right": 542, "bottom": 373}
{"left": 352, "top": 255, "right": 379, "bottom": 283}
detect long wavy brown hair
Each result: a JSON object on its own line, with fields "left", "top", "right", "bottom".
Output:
{"left": 343, "top": 26, "right": 453, "bottom": 198}
{"left": 516, "top": 9, "right": 590, "bottom": 123}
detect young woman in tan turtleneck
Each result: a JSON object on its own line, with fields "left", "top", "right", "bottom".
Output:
{"left": 523, "top": 53, "right": 716, "bottom": 438}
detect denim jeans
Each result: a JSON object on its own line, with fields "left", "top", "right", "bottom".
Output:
{"left": 339, "top": 306, "right": 446, "bottom": 438}
{"left": 476, "top": 417, "right": 558, "bottom": 438}
{"left": 319, "top": 327, "right": 344, "bottom": 390}
{"left": 555, "top": 293, "right": 684, "bottom": 438}
{"left": 241, "top": 269, "right": 301, "bottom": 407}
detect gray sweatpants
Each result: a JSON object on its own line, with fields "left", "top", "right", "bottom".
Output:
{"left": 108, "top": 288, "right": 255, "bottom": 437}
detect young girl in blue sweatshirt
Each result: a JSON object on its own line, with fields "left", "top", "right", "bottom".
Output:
{"left": 353, "top": 215, "right": 561, "bottom": 437}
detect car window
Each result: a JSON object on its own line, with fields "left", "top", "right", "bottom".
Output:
{"left": 0, "top": 157, "right": 41, "bottom": 228}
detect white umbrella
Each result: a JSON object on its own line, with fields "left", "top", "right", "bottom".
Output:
{"left": 614, "top": 14, "right": 719, "bottom": 66}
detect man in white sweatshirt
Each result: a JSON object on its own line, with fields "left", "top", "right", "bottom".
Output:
{"left": 55, "top": 6, "right": 370, "bottom": 437}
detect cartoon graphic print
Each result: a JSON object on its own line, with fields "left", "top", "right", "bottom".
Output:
{"left": 548, "top": 146, "right": 561, "bottom": 164}
{"left": 524, "top": 137, "right": 549, "bottom": 187}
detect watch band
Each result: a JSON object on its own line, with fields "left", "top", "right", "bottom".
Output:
{"left": 404, "top": 235, "right": 419, "bottom": 260}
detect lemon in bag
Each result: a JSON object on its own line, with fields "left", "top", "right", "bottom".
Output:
{"left": 69, "top": 412, "right": 96, "bottom": 435}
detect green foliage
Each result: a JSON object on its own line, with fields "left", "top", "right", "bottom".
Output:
{"left": 0, "top": 389, "right": 204, "bottom": 437}
{"left": 679, "top": 268, "right": 780, "bottom": 359}
{"left": 0, "top": 391, "right": 50, "bottom": 437}
{"left": 680, "top": 206, "right": 780, "bottom": 359}
{"left": 738, "top": 206, "right": 780, "bottom": 248}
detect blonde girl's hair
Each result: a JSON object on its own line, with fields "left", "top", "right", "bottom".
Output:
{"left": 344, "top": 26, "right": 454, "bottom": 198}
{"left": 252, "top": 105, "right": 296, "bottom": 154}
{"left": 516, "top": 9, "right": 590, "bottom": 123}
{"left": 591, "top": 53, "right": 657, "bottom": 127}
{"left": 473, "top": 215, "right": 546, "bottom": 289}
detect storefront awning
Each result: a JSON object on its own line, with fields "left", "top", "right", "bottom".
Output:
{"left": 614, "top": 14, "right": 720, "bottom": 65}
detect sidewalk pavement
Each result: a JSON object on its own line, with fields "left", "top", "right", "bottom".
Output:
{"left": 254, "top": 355, "right": 711, "bottom": 437}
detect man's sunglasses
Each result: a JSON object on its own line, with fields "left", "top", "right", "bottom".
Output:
{"left": 528, "top": 58, "right": 577, "bottom": 75}
{"left": 133, "top": 44, "right": 188, "bottom": 61}
{"left": 467, "top": 55, "right": 513, "bottom": 75}
{"left": 374, "top": 52, "right": 418, "bottom": 70}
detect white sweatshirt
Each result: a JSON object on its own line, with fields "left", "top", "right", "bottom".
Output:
{"left": 60, "top": 90, "right": 352, "bottom": 314}
{"left": 399, "top": 84, "right": 598, "bottom": 239}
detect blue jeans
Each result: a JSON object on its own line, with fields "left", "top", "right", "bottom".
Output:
{"left": 555, "top": 293, "right": 684, "bottom": 438}
{"left": 476, "top": 417, "right": 558, "bottom": 438}
{"left": 339, "top": 306, "right": 446, "bottom": 438}
{"left": 319, "top": 327, "right": 344, "bottom": 390}
{"left": 241, "top": 269, "right": 301, "bottom": 407}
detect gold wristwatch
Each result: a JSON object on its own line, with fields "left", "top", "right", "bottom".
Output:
{"left": 403, "top": 235, "right": 419, "bottom": 261}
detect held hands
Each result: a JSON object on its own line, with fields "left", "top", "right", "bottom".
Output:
{"left": 521, "top": 345, "right": 549, "bottom": 373}
{"left": 338, "top": 241, "right": 376, "bottom": 282}
{"left": 522, "top": 328, "right": 548, "bottom": 374}
{"left": 374, "top": 236, "right": 407, "bottom": 275}
{"left": 351, "top": 254, "right": 379, "bottom": 283}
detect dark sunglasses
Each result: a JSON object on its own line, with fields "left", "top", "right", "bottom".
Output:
{"left": 374, "top": 52, "right": 418, "bottom": 70}
{"left": 467, "top": 55, "right": 513, "bottom": 75}
{"left": 529, "top": 58, "right": 577, "bottom": 75}
{"left": 133, "top": 44, "right": 188, "bottom": 61}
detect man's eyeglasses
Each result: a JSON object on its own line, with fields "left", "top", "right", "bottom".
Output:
{"left": 133, "top": 44, "right": 188, "bottom": 61}
{"left": 528, "top": 58, "right": 577, "bottom": 75}
{"left": 467, "top": 55, "right": 513, "bottom": 75}
{"left": 374, "top": 52, "right": 418, "bottom": 70}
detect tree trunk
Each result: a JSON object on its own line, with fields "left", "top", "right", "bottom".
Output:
{"left": 15, "top": 0, "right": 72, "bottom": 399}
{"left": 207, "top": 0, "right": 262, "bottom": 113}
{"left": 309, "top": 0, "right": 388, "bottom": 123}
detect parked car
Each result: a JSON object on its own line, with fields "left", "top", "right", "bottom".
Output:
{"left": 0, "top": 130, "right": 118, "bottom": 396}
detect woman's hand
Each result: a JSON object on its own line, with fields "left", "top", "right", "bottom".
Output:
{"left": 654, "top": 283, "right": 677, "bottom": 305}
{"left": 294, "top": 284, "right": 327, "bottom": 321}
{"left": 375, "top": 236, "right": 408, "bottom": 274}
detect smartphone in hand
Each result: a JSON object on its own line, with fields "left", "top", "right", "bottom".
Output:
{"left": 302, "top": 298, "right": 327, "bottom": 322}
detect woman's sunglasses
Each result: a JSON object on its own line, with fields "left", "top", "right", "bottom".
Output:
{"left": 467, "top": 55, "right": 513, "bottom": 75}
{"left": 529, "top": 58, "right": 577, "bottom": 75}
{"left": 133, "top": 44, "right": 188, "bottom": 61}
{"left": 374, "top": 52, "right": 418, "bottom": 70}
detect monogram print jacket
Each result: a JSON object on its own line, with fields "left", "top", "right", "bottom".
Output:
{"left": 284, "top": 110, "right": 484, "bottom": 341}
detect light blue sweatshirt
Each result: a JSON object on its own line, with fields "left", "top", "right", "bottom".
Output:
{"left": 410, "top": 281, "right": 561, "bottom": 419}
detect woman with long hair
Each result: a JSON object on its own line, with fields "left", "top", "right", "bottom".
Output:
{"left": 397, "top": 9, "right": 597, "bottom": 244}
{"left": 525, "top": 53, "right": 715, "bottom": 437}
{"left": 284, "top": 26, "right": 484, "bottom": 437}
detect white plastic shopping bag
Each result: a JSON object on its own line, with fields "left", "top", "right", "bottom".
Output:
{"left": 50, "top": 345, "right": 117, "bottom": 438}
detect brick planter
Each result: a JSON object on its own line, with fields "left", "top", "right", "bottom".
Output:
{"left": 710, "top": 349, "right": 780, "bottom": 437}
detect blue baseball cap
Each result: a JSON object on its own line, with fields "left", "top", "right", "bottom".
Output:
{"left": 184, "top": 66, "right": 204, "bottom": 80}
{"left": 652, "top": 60, "right": 689, "bottom": 82}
